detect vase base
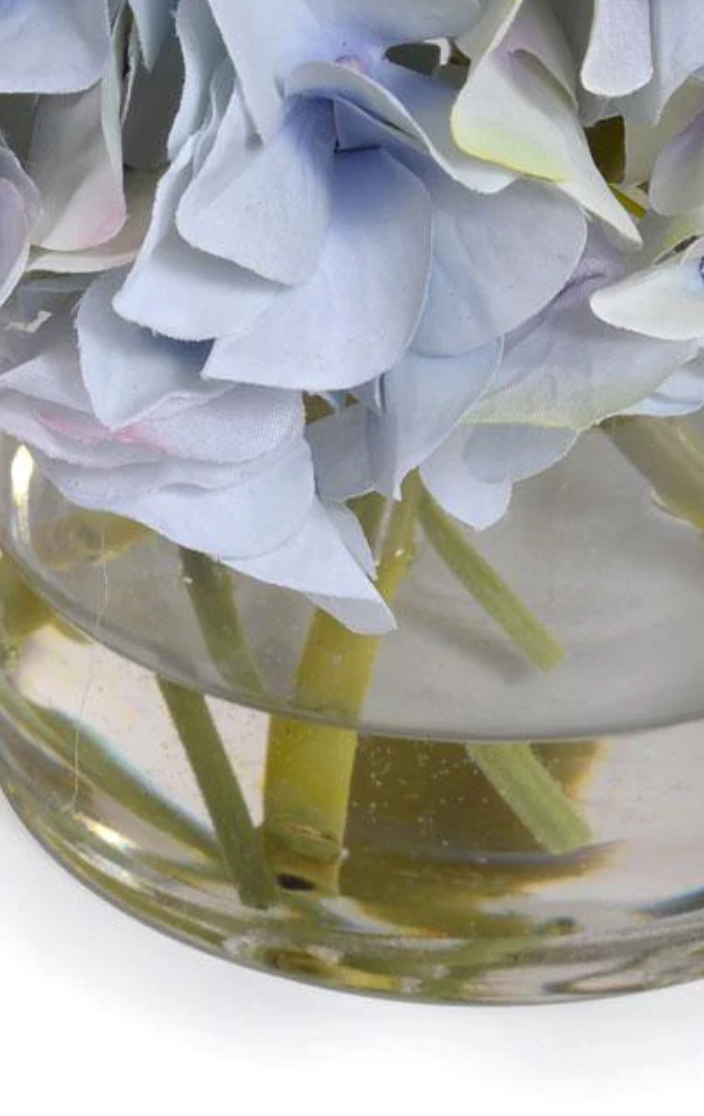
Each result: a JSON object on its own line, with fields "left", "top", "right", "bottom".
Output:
{"left": 3, "top": 744, "right": 704, "bottom": 1006}
{"left": 3, "top": 601, "right": 704, "bottom": 1007}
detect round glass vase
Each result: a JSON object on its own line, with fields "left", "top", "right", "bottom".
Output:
{"left": 3, "top": 418, "right": 704, "bottom": 1005}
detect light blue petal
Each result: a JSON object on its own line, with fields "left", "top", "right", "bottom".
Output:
{"left": 421, "top": 431, "right": 512, "bottom": 531}
{"left": 178, "top": 98, "right": 336, "bottom": 285}
{"left": 621, "top": 0, "right": 704, "bottom": 122}
{"left": 414, "top": 176, "right": 587, "bottom": 356}
{"left": 0, "top": 0, "right": 110, "bottom": 94}
{"left": 289, "top": 60, "right": 515, "bottom": 194}
{"left": 462, "top": 424, "right": 579, "bottom": 484}
{"left": 228, "top": 499, "right": 395, "bottom": 635}
{"left": 203, "top": 149, "right": 433, "bottom": 390}
{"left": 368, "top": 341, "right": 501, "bottom": 496}
{"left": 77, "top": 271, "right": 214, "bottom": 428}
{"left": 129, "top": 0, "right": 176, "bottom": 69}
{"left": 308, "top": 404, "right": 374, "bottom": 501}
{"left": 114, "top": 135, "right": 278, "bottom": 341}
{"left": 43, "top": 437, "right": 316, "bottom": 560}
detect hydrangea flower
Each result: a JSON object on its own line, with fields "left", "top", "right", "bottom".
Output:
{"left": 0, "top": 1, "right": 178, "bottom": 303}
{"left": 310, "top": 222, "right": 704, "bottom": 533}
{"left": 205, "top": 0, "right": 481, "bottom": 140}
{"left": 450, "top": 1, "right": 640, "bottom": 242}
{"left": 0, "top": 274, "right": 394, "bottom": 633}
{"left": 1, "top": 0, "right": 704, "bottom": 631}
{"left": 108, "top": 0, "right": 594, "bottom": 399}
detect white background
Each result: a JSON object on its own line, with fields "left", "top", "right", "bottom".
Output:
{"left": 2, "top": 787, "right": 703, "bottom": 1116}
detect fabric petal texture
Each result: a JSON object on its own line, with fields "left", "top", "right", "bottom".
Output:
{"left": 1, "top": 0, "right": 704, "bottom": 631}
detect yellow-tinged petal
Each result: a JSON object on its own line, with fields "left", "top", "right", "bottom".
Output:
{"left": 452, "top": 51, "right": 640, "bottom": 246}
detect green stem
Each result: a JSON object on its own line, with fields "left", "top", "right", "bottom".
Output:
{"left": 604, "top": 417, "right": 704, "bottom": 530}
{"left": 0, "top": 671, "right": 220, "bottom": 861}
{"left": 465, "top": 743, "right": 592, "bottom": 856}
{"left": 414, "top": 484, "right": 589, "bottom": 853}
{"left": 348, "top": 492, "right": 387, "bottom": 551}
{"left": 158, "top": 678, "right": 276, "bottom": 910}
{"left": 417, "top": 484, "right": 564, "bottom": 671}
{"left": 180, "top": 548, "right": 266, "bottom": 697}
{"left": 0, "top": 555, "right": 53, "bottom": 651}
{"left": 0, "top": 553, "right": 224, "bottom": 862}
{"left": 264, "top": 482, "right": 421, "bottom": 896}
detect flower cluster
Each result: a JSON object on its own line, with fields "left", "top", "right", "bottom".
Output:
{"left": 1, "top": 0, "right": 704, "bottom": 631}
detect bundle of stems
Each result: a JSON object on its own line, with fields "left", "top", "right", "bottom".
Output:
{"left": 2, "top": 457, "right": 601, "bottom": 920}
{"left": 168, "top": 415, "right": 704, "bottom": 913}
{"left": 261, "top": 474, "right": 589, "bottom": 899}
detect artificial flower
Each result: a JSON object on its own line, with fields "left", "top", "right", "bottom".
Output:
{"left": 111, "top": 0, "right": 587, "bottom": 405}
{"left": 450, "top": 0, "right": 640, "bottom": 244}
{"left": 0, "top": 276, "right": 393, "bottom": 634}
{"left": 0, "top": 0, "right": 703, "bottom": 628}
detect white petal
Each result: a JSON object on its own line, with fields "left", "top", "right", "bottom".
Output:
{"left": 29, "top": 172, "right": 156, "bottom": 276}
{"left": 0, "top": 180, "right": 32, "bottom": 308}
{"left": 45, "top": 438, "right": 316, "bottom": 560}
{"left": 461, "top": 423, "right": 578, "bottom": 484}
{"left": 475, "top": 234, "right": 700, "bottom": 426}
{"left": 129, "top": 0, "right": 175, "bottom": 69}
{"left": 309, "top": 0, "right": 479, "bottom": 44}
{"left": 452, "top": 48, "right": 640, "bottom": 246}
{"left": 651, "top": 110, "right": 704, "bottom": 216}
{"left": 206, "top": 0, "right": 318, "bottom": 138}
{"left": 0, "top": 316, "right": 91, "bottom": 413}
{"left": 581, "top": 0, "right": 653, "bottom": 98}
{"left": 134, "top": 387, "right": 305, "bottom": 466}
{"left": 169, "top": 0, "right": 228, "bottom": 157}
{"left": 28, "top": 47, "right": 125, "bottom": 251}
{"left": 624, "top": 0, "right": 704, "bottom": 123}
{"left": 325, "top": 503, "right": 376, "bottom": 578}
{"left": 0, "top": 0, "right": 110, "bottom": 94}
{"left": 308, "top": 405, "right": 374, "bottom": 502}
{"left": 624, "top": 80, "right": 704, "bottom": 186}
{"left": 290, "top": 60, "right": 516, "bottom": 194}
{"left": 624, "top": 358, "right": 704, "bottom": 416}
{"left": 592, "top": 249, "right": 704, "bottom": 341}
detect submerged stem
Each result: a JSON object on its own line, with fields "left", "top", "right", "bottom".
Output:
{"left": 264, "top": 483, "right": 421, "bottom": 896}
{"left": 158, "top": 678, "right": 276, "bottom": 910}
{"left": 414, "top": 484, "right": 589, "bottom": 853}
{"left": 180, "top": 548, "right": 266, "bottom": 697}
{"left": 0, "top": 669, "right": 220, "bottom": 861}
{"left": 604, "top": 417, "right": 704, "bottom": 530}
{"left": 0, "top": 555, "right": 53, "bottom": 651}
{"left": 417, "top": 485, "right": 564, "bottom": 671}
{"left": 465, "top": 743, "right": 592, "bottom": 856}
{"left": 348, "top": 492, "right": 387, "bottom": 551}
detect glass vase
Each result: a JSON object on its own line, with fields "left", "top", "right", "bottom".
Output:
{"left": 3, "top": 418, "right": 704, "bottom": 1005}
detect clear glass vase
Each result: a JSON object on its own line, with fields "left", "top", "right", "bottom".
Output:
{"left": 3, "top": 418, "right": 704, "bottom": 1005}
